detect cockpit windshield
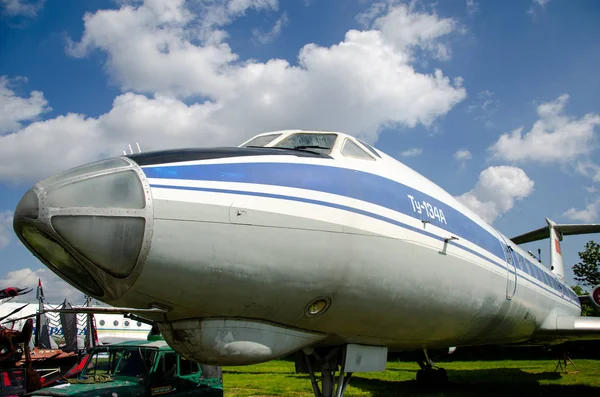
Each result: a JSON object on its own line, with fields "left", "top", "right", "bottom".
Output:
{"left": 271, "top": 133, "right": 337, "bottom": 154}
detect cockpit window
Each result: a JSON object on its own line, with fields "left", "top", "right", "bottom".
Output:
{"left": 273, "top": 133, "right": 337, "bottom": 154}
{"left": 242, "top": 133, "right": 282, "bottom": 147}
{"left": 357, "top": 139, "right": 381, "bottom": 158}
{"left": 341, "top": 139, "right": 375, "bottom": 160}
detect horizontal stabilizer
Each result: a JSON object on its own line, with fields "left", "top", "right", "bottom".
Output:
{"left": 510, "top": 222, "right": 600, "bottom": 245}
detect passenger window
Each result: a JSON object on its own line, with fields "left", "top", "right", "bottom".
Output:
{"left": 341, "top": 139, "right": 374, "bottom": 160}
{"left": 522, "top": 260, "right": 531, "bottom": 275}
{"left": 155, "top": 353, "right": 177, "bottom": 378}
{"left": 535, "top": 267, "right": 543, "bottom": 281}
{"left": 514, "top": 255, "right": 522, "bottom": 270}
{"left": 179, "top": 357, "right": 199, "bottom": 376}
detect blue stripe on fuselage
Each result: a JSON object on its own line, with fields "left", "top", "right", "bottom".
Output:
{"left": 143, "top": 162, "right": 507, "bottom": 261}
{"left": 150, "top": 183, "right": 577, "bottom": 306}
{"left": 143, "top": 161, "right": 578, "bottom": 307}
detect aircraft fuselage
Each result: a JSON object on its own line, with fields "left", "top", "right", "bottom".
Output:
{"left": 12, "top": 130, "right": 581, "bottom": 366}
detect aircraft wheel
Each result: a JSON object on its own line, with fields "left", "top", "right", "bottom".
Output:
{"left": 416, "top": 368, "right": 448, "bottom": 387}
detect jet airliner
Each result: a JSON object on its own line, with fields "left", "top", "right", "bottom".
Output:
{"left": 12, "top": 129, "right": 600, "bottom": 397}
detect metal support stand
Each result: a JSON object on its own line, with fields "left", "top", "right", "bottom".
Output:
{"left": 416, "top": 349, "right": 448, "bottom": 387}
{"left": 301, "top": 348, "right": 354, "bottom": 397}
{"left": 554, "top": 350, "right": 579, "bottom": 374}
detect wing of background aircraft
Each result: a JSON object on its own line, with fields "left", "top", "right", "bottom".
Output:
{"left": 41, "top": 306, "right": 167, "bottom": 315}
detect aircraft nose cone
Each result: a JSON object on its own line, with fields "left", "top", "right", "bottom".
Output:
{"left": 14, "top": 189, "right": 39, "bottom": 222}
{"left": 12, "top": 157, "right": 154, "bottom": 301}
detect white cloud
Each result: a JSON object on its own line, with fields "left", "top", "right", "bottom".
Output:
{"left": 252, "top": 12, "right": 288, "bottom": 44}
{"left": 467, "top": 90, "right": 498, "bottom": 127}
{"left": 0, "top": 76, "right": 51, "bottom": 133}
{"left": 533, "top": 0, "right": 551, "bottom": 6}
{"left": 0, "top": 0, "right": 44, "bottom": 17}
{"left": 454, "top": 149, "right": 472, "bottom": 161}
{"left": 195, "top": 0, "right": 279, "bottom": 44}
{"left": 466, "top": 0, "right": 478, "bottom": 15}
{"left": 575, "top": 161, "right": 600, "bottom": 183}
{"left": 528, "top": 0, "right": 551, "bottom": 20}
{"left": 488, "top": 94, "right": 600, "bottom": 164}
{"left": 0, "top": 0, "right": 466, "bottom": 182}
{"left": 585, "top": 186, "right": 597, "bottom": 193}
{"left": 563, "top": 199, "right": 600, "bottom": 223}
{"left": 400, "top": 147, "right": 422, "bottom": 157}
{"left": 0, "top": 211, "right": 13, "bottom": 250}
{"left": 66, "top": 0, "right": 464, "bottom": 99}
{"left": 0, "top": 267, "right": 84, "bottom": 304}
{"left": 456, "top": 166, "right": 534, "bottom": 224}
{"left": 359, "top": 1, "right": 459, "bottom": 61}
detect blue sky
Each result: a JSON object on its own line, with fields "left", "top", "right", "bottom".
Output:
{"left": 1, "top": 0, "right": 599, "bottom": 302}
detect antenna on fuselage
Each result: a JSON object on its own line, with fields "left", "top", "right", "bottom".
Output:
{"left": 121, "top": 142, "right": 142, "bottom": 155}
{"left": 537, "top": 248, "right": 542, "bottom": 263}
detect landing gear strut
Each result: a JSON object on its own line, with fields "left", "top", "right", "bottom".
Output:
{"left": 298, "top": 347, "right": 353, "bottom": 397}
{"left": 416, "top": 349, "right": 448, "bottom": 387}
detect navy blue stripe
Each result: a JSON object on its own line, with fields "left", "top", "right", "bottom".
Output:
{"left": 143, "top": 162, "right": 507, "bottom": 261}
{"left": 150, "top": 183, "right": 578, "bottom": 306}
{"left": 151, "top": 183, "right": 503, "bottom": 267}
{"left": 144, "top": 162, "right": 579, "bottom": 304}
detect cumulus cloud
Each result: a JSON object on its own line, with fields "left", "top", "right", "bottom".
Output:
{"left": 456, "top": 166, "right": 535, "bottom": 224}
{"left": 0, "top": 0, "right": 466, "bottom": 182}
{"left": 466, "top": 0, "right": 478, "bottom": 15}
{"left": 0, "top": 267, "right": 84, "bottom": 304}
{"left": 358, "top": 1, "right": 459, "bottom": 61}
{"left": 0, "top": 211, "right": 13, "bottom": 250}
{"left": 563, "top": 200, "right": 600, "bottom": 223}
{"left": 252, "top": 12, "right": 288, "bottom": 44}
{"left": 488, "top": 94, "right": 600, "bottom": 164}
{"left": 0, "top": 0, "right": 44, "bottom": 17}
{"left": 0, "top": 76, "right": 51, "bottom": 133}
{"left": 454, "top": 149, "right": 472, "bottom": 161}
{"left": 400, "top": 147, "right": 422, "bottom": 157}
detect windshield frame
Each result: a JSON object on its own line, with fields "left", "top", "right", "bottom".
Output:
{"left": 80, "top": 346, "right": 158, "bottom": 381}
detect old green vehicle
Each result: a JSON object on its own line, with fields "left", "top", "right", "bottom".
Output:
{"left": 27, "top": 334, "right": 223, "bottom": 396}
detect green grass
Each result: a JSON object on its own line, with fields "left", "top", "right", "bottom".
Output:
{"left": 222, "top": 359, "right": 600, "bottom": 396}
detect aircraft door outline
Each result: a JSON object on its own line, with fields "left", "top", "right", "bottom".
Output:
{"left": 500, "top": 240, "right": 518, "bottom": 300}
